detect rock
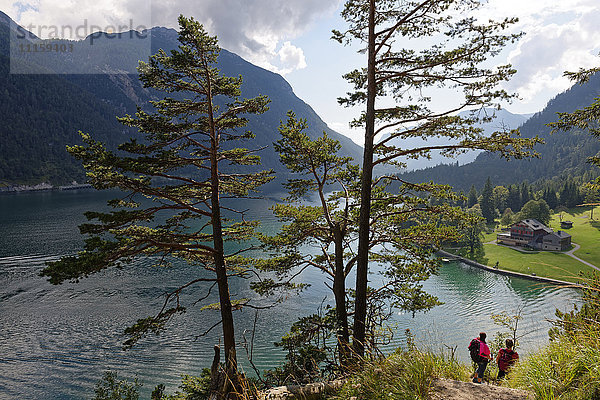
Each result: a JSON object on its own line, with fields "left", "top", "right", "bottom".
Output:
{"left": 257, "top": 379, "right": 345, "bottom": 400}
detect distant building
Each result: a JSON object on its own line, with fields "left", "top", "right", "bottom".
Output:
{"left": 561, "top": 221, "right": 573, "bottom": 229}
{"left": 496, "top": 219, "right": 572, "bottom": 251}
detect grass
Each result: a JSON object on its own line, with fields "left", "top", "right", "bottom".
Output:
{"left": 506, "top": 322, "right": 600, "bottom": 400}
{"left": 328, "top": 333, "right": 600, "bottom": 400}
{"left": 476, "top": 207, "right": 599, "bottom": 283}
{"left": 331, "top": 275, "right": 600, "bottom": 400}
{"left": 331, "top": 349, "right": 471, "bottom": 400}
{"left": 549, "top": 206, "right": 600, "bottom": 266}
{"left": 482, "top": 243, "right": 592, "bottom": 283}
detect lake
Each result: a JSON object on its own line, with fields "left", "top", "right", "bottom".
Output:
{"left": 0, "top": 190, "right": 582, "bottom": 399}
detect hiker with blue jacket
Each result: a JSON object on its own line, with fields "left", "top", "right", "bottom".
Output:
{"left": 468, "top": 332, "right": 492, "bottom": 384}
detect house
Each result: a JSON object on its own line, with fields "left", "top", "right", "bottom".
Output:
{"left": 561, "top": 221, "right": 573, "bottom": 229}
{"left": 541, "top": 230, "right": 572, "bottom": 251}
{"left": 496, "top": 219, "right": 571, "bottom": 251}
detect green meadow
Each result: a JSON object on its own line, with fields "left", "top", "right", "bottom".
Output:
{"left": 480, "top": 206, "right": 599, "bottom": 283}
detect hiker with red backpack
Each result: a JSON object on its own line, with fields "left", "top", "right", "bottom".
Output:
{"left": 468, "top": 332, "right": 492, "bottom": 384}
{"left": 496, "top": 338, "right": 519, "bottom": 380}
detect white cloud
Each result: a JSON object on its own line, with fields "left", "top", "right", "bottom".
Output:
{"left": 3, "top": 0, "right": 152, "bottom": 39}
{"left": 274, "top": 41, "right": 307, "bottom": 75}
{"left": 167, "top": 0, "right": 339, "bottom": 74}
{"left": 475, "top": 0, "right": 600, "bottom": 109}
{"left": 3, "top": 0, "right": 341, "bottom": 74}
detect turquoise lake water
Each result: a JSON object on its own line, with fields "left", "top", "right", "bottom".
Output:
{"left": 0, "top": 190, "right": 582, "bottom": 399}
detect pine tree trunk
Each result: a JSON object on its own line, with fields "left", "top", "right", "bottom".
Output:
{"left": 206, "top": 69, "right": 238, "bottom": 395}
{"left": 353, "top": 0, "right": 376, "bottom": 360}
{"left": 211, "top": 182, "right": 238, "bottom": 380}
{"left": 210, "top": 138, "right": 239, "bottom": 398}
{"left": 333, "top": 228, "right": 350, "bottom": 366}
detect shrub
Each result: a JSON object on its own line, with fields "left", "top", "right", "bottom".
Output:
{"left": 507, "top": 273, "right": 600, "bottom": 399}
{"left": 333, "top": 349, "right": 470, "bottom": 400}
{"left": 93, "top": 371, "right": 141, "bottom": 400}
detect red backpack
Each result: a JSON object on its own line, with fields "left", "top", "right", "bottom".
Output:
{"left": 498, "top": 348, "right": 518, "bottom": 371}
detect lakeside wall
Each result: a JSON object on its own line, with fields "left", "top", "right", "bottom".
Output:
{"left": 436, "top": 249, "right": 581, "bottom": 288}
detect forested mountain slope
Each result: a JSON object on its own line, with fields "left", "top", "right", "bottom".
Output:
{"left": 380, "top": 108, "right": 531, "bottom": 172}
{"left": 398, "top": 74, "right": 600, "bottom": 191}
{"left": 0, "top": 12, "right": 362, "bottom": 187}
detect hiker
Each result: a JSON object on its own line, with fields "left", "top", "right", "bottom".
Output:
{"left": 468, "top": 332, "right": 491, "bottom": 384}
{"left": 496, "top": 338, "right": 519, "bottom": 380}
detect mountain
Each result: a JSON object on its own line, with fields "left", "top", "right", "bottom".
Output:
{"left": 0, "top": 12, "right": 134, "bottom": 184}
{"left": 379, "top": 108, "right": 532, "bottom": 172}
{"left": 0, "top": 12, "right": 363, "bottom": 188}
{"left": 397, "top": 75, "right": 600, "bottom": 192}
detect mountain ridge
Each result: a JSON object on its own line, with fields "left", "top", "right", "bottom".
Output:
{"left": 380, "top": 108, "right": 532, "bottom": 172}
{"left": 397, "top": 75, "right": 600, "bottom": 191}
{"left": 2, "top": 11, "right": 598, "bottom": 193}
{"left": 0, "top": 12, "right": 363, "bottom": 188}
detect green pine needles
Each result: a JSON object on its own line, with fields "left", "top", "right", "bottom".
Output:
{"left": 40, "top": 15, "right": 274, "bottom": 391}
{"left": 333, "top": 0, "right": 542, "bottom": 359}
{"left": 258, "top": 112, "right": 483, "bottom": 372}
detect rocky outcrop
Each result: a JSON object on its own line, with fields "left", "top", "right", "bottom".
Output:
{"left": 257, "top": 380, "right": 344, "bottom": 400}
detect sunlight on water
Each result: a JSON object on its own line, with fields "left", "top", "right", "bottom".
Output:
{"left": 0, "top": 190, "right": 582, "bottom": 399}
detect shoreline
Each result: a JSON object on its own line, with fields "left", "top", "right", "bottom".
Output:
{"left": 436, "top": 249, "right": 582, "bottom": 288}
{"left": 0, "top": 183, "right": 93, "bottom": 194}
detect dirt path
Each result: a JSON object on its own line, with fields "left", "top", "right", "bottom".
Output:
{"left": 429, "top": 379, "right": 533, "bottom": 400}
{"left": 565, "top": 243, "right": 600, "bottom": 271}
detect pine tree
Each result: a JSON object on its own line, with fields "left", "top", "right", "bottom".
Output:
{"left": 467, "top": 185, "right": 479, "bottom": 208}
{"left": 333, "top": 0, "right": 540, "bottom": 358}
{"left": 40, "top": 16, "right": 273, "bottom": 394}
{"left": 560, "top": 180, "right": 580, "bottom": 208}
{"left": 258, "top": 113, "right": 359, "bottom": 365}
{"left": 507, "top": 184, "right": 521, "bottom": 212}
{"left": 260, "top": 113, "right": 463, "bottom": 368}
{"left": 520, "top": 182, "right": 531, "bottom": 206}
{"left": 543, "top": 187, "right": 558, "bottom": 210}
{"left": 492, "top": 185, "right": 509, "bottom": 214}
{"left": 480, "top": 177, "right": 495, "bottom": 224}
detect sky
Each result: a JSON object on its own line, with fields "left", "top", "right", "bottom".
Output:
{"left": 3, "top": 0, "right": 600, "bottom": 145}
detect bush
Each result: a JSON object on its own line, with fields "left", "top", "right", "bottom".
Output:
{"left": 263, "top": 310, "right": 338, "bottom": 386}
{"left": 507, "top": 273, "right": 600, "bottom": 399}
{"left": 333, "top": 349, "right": 470, "bottom": 400}
{"left": 93, "top": 371, "right": 141, "bottom": 400}
{"left": 163, "top": 371, "right": 212, "bottom": 400}
{"left": 506, "top": 335, "right": 598, "bottom": 399}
